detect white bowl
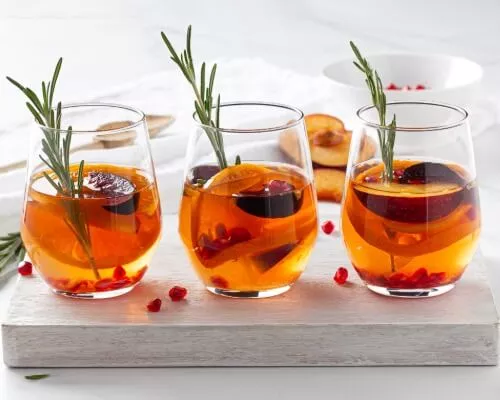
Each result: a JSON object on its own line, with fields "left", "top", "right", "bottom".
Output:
{"left": 322, "top": 53, "right": 483, "bottom": 127}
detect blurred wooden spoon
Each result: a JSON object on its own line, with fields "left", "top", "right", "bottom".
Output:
{"left": 0, "top": 114, "right": 175, "bottom": 173}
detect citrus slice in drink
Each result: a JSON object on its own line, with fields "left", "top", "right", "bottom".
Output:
{"left": 205, "top": 164, "right": 271, "bottom": 195}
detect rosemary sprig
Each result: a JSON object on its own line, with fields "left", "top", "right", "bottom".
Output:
{"left": 25, "top": 374, "right": 50, "bottom": 381}
{"left": 161, "top": 26, "right": 229, "bottom": 169}
{"left": 0, "top": 233, "right": 25, "bottom": 274}
{"left": 7, "top": 59, "right": 100, "bottom": 280}
{"left": 350, "top": 41, "right": 397, "bottom": 182}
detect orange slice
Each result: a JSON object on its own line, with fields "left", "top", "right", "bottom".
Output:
{"left": 205, "top": 164, "right": 271, "bottom": 196}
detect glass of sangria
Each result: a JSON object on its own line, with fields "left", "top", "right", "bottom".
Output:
{"left": 179, "top": 102, "right": 318, "bottom": 298}
{"left": 21, "top": 103, "right": 162, "bottom": 298}
{"left": 342, "top": 102, "right": 480, "bottom": 298}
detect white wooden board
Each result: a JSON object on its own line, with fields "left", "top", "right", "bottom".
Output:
{"left": 2, "top": 214, "right": 498, "bottom": 367}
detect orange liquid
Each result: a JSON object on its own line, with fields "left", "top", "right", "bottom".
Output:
{"left": 179, "top": 164, "right": 318, "bottom": 292}
{"left": 21, "top": 164, "right": 162, "bottom": 294}
{"left": 342, "top": 160, "right": 480, "bottom": 288}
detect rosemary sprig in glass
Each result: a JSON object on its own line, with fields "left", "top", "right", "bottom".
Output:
{"left": 7, "top": 59, "right": 100, "bottom": 280}
{"left": 350, "top": 41, "right": 397, "bottom": 182}
{"left": 161, "top": 25, "right": 229, "bottom": 170}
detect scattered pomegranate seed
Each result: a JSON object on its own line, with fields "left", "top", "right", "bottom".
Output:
{"left": 18, "top": 261, "right": 33, "bottom": 276}
{"left": 334, "top": 267, "right": 348, "bottom": 285}
{"left": 147, "top": 298, "right": 162, "bottom": 312}
{"left": 321, "top": 220, "right": 335, "bottom": 235}
{"left": 386, "top": 82, "right": 400, "bottom": 90}
{"left": 169, "top": 285, "right": 188, "bottom": 302}
{"left": 210, "top": 276, "right": 229, "bottom": 289}
{"left": 113, "top": 265, "right": 127, "bottom": 280}
{"left": 415, "top": 84, "right": 426, "bottom": 90}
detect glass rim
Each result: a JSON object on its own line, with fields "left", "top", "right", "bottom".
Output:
{"left": 356, "top": 101, "right": 469, "bottom": 132}
{"left": 192, "top": 101, "right": 304, "bottom": 134}
{"left": 34, "top": 102, "right": 146, "bottom": 135}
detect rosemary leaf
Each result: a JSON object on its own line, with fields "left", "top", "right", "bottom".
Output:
{"left": 25, "top": 374, "right": 50, "bottom": 381}
{"left": 161, "top": 26, "right": 229, "bottom": 169}
{"left": 6, "top": 58, "right": 100, "bottom": 280}
{"left": 350, "top": 41, "right": 397, "bottom": 181}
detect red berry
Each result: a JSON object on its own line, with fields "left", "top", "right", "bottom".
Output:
{"left": 321, "top": 220, "right": 335, "bottom": 235}
{"left": 147, "top": 298, "right": 162, "bottom": 312}
{"left": 215, "top": 223, "right": 228, "bottom": 239}
{"left": 95, "top": 278, "right": 114, "bottom": 291}
{"left": 228, "top": 227, "right": 252, "bottom": 244}
{"left": 334, "top": 267, "right": 348, "bottom": 285}
{"left": 169, "top": 286, "right": 188, "bottom": 302}
{"left": 210, "top": 276, "right": 229, "bottom": 289}
{"left": 415, "top": 84, "right": 426, "bottom": 90}
{"left": 386, "top": 82, "right": 400, "bottom": 90}
{"left": 18, "top": 261, "right": 33, "bottom": 276}
{"left": 267, "top": 180, "right": 293, "bottom": 194}
{"left": 113, "top": 265, "right": 127, "bottom": 280}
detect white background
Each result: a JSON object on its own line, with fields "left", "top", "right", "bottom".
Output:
{"left": 1, "top": 0, "right": 500, "bottom": 399}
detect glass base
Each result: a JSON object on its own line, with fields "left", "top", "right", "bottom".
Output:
{"left": 206, "top": 284, "right": 291, "bottom": 299}
{"left": 366, "top": 283, "right": 455, "bottom": 298}
{"left": 52, "top": 283, "right": 137, "bottom": 299}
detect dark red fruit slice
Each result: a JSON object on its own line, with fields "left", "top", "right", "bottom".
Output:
{"left": 236, "top": 181, "right": 303, "bottom": 218}
{"left": 85, "top": 171, "right": 135, "bottom": 196}
{"left": 190, "top": 165, "right": 220, "bottom": 184}
{"left": 252, "top": 243, "right": 296, "bottom": 272}
{"left": 84, "top": 171, "right": 139, "bottom": 215}
{"left": 399, "top": 162, "right": 465, "bottom": 185}
{"left": 354, "top": 188, "right": 464, "bottom": 223}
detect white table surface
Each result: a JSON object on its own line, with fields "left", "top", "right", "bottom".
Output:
{"left": 1, "top": 0, "right": 500, "bottom": 398}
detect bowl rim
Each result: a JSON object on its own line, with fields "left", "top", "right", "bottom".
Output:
{"left": 322, "top": 52, "right": 483, "bottom": 92}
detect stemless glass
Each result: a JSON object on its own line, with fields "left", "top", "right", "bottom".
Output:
{"left": 21, "top": 103, "right": 162, "bottom": 298}
{"left": 179, "top": 102, "right": 318, "bottom": 298}
{"left": 342, "top": 102, "right": 480, "bottom": 298}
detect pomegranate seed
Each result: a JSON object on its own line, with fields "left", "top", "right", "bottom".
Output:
{"left": 267, "top": 180, "right": 293, "bottom": 194}
{"left": 228, "top": 227, "right": 252, "bottom": 244}
{"left": 210, "top": 276, "right": 229, "bottom": 289}
{"left": 147, "top": 298, "right": 162, "bottom": 312}
{"left": 95, "top": 278, "right": 114, "bottom": 291}
{"left": 169, "top": 286, "right": 188, "bottom": 302}
{"left": 215, "top": 223, "right": 228, "bottom": 239}
{"left": 386, "top": 82, "right": 400, "bottom": 90}
{"left": 321, "top": 220, "right": 335, "bottom": 235}
{"left": 18, "top": 261, "right": 33, "bottom": 276}
{"left": 415, "top": 84, "right": 426, "bottom": 90}
{"left": 334, "top": 267, "right": 348, "bottom": 285}
{"left": 199, "top": 246, "right": 217, "bottom": 260}
{"left": 134, "top": 266, "right": 148, "bottom": 282}
{"left": 113, "top": 265, "right": 127, "bottom": 280}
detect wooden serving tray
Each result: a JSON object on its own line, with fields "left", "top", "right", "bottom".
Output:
{"left": 2, "top": 214, "right": 498, "bottom": 367}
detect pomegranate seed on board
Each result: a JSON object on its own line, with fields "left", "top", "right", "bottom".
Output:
{"left": 321, "top": 220, "right": 335, "bottom": 235}
{"left": 334, "top": 267, "right": 348, "bottom": 285}
{"left": 18, "top": 261, "right": 33, "bottom": 276}
{"left": 147, "top": 298, "right": 162, "bottom": 312}
{"left": 169, "top": 286, "right": 188, "bottom": 302}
